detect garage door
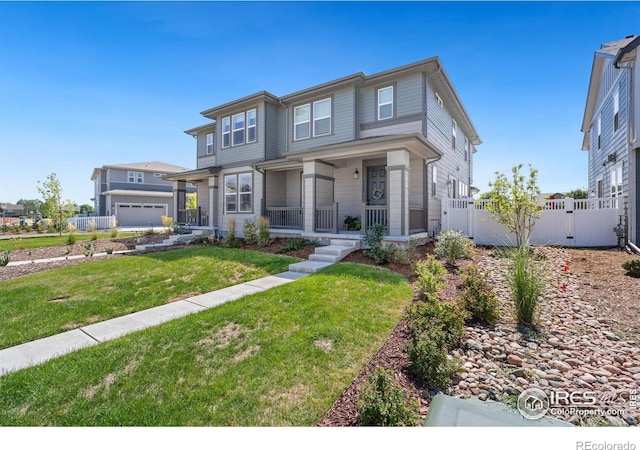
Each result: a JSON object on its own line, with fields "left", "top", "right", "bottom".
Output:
{"left": 116, "top": 204, "right": 166, "bottom": 227}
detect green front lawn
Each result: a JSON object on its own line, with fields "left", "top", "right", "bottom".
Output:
{"left": 0, "top": 263, "right": 412, "bottom": 426}
{"left": 0, "top": 233, "right": 137, "bottom": 251}
{"left": 0, "top": 247, "right": 297, "bottom": 349}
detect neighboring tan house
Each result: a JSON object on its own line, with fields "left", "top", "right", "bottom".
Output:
{"left": 167, "top": 57, "right": 481, "bottom": 239}
{"left": 91, "top": 162, "right": 193, "bottom": 227}
{"left": 1, "top": 203, "right": 26, "bottom": 218}
{"left": 582, "top": 35, "right": 640, "bottom": 243}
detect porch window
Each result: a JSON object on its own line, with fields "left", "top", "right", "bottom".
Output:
{"left": 247, "top": 109, "right": 257, "bottom": 143}
{"left": 206, "top": 133, "right": 214, "bottom": 155}
{"left": 222, "top": 117, "right": 231, "bottom": 148}
{"left": 294, "top": 104, "right": 311, "bottom": 140}
{"left": 224, "top": 172, "right": 253, "bottom": 213}
{"left": 377, "top": 86, "right": 393, "bottom": 120}
{"left": 610, "top": 163, "right": 623, "bottom": 198}
{"left": 232, "top": 113, "right": 245, "bottom": 146}
{"left": 313, "top": 98, "right": 331, "bottom": 136}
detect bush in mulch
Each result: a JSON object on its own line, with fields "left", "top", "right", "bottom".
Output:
{"left": 357, "top": 368, "right": 421, "bottom": 426}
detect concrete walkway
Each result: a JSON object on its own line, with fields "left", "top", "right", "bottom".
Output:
{"left": 0, "top": 270, "right": 308, "bottom": 376}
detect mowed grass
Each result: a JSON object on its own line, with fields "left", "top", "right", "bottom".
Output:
{"left": 0, "top": 233, "right": 137, "bottom": 251}
{"left": 0, "top": 247, "right": 296, "bottom": 349}
{"left": 0, "top": 263, "right": 412, "bottom": 426}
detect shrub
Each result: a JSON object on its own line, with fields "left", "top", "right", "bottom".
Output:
{"left": 458, "top": 264, "right": 500, "bottom": 325}
{"left": 257, "top": 216, "right": 271, "bottom": 247}
{"left": 358, "top": 368, "right": 420, "bottom": 426}
{"left": 109, "top": 218, "right": 118, "bottom": 238}
{"left": 222, "top": 218, "right": 238, "bottom": 248}
{"left": 105, "top": 247, "right": 113, "bottom": 255}
{"left": 391, "top": 238, "right": 419, "bottom": 265}
{"left": 407, "top": 330, "right": 462, "bottom": 388}
{"left": 160, "top": 215, "right": 174, "bottom": 229}
{"left": 434, "top": 230, "right": 474, "bottom": 266}
{"left": 363, "top": 223, "right": 392, "bottom": 264}
{"left": 83, "top": 243, "right": 94, "bottom": 258}
{"left": 66, "top": 223, "right": 77, "bottom": 245}
{"left": 343, "top": 215, "right": 361, "bottom": 231}
{"left": 407, "top": 299, "right": 467, "bottom": 350}
{"left": 242, "top": 219, "right": 258, "bottom": 245}
{"left": 509, "top": 246, "right": 543, "bottom": 327}
{"left": 0, "top": 251, "right": 10, "bottom": 267}
{"left": 276, "top": 238, "right": 317, "bottom": 254}
{"left": 622, "top": 259, "right": 640, "bottom": 277}
{"left": 414, "top": 255, "right": 447, "bottom": 299}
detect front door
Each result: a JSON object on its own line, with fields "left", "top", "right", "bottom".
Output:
{"left": 367, "top": 166, "right": 387, "bottom": 205}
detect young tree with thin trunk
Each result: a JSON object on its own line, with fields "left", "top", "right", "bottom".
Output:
{"left": 37, "top": 173, "right": 76, "bottom": 235}
{"left": 485, "top": 164, "right": 542, "bottom": 248}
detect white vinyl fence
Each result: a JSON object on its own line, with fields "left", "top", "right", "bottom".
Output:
{"left": 442, "top": 198, "right": 625, "bottom": 247}
{"left": 68, "top": 215, "right": 117, "bottom": 231}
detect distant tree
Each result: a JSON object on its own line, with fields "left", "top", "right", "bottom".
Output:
{"left": 17, "top": 199, "right": 44, "bottom": 217}
{"left": 479, "top": 191, "right": 494, "bottom": 200}
{"left": 36, "top": 173, "right": 76, "bottom": 235}
{"left": 186, "top": 193, "right": 197, "bottom": 210}
{"left": 567, "top": 188, "right": 589, "bottom": 199}
{"left": 79, "top": 204, "right": 95, "bottom": 215}
{"left": 485, "top": 164, "right": 542, "bottom": 248}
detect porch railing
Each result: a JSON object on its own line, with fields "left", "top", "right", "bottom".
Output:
{"left": 409, "top": 207, "right": 426, "bottom": 233}
{"left": 363, "top": 205, "right": 388, "bottom": 231}
{"left": 177, "top": 208, "right": 199, "bottom": 225}
{"left": 265, "top": 207, "right": 304, "bottom": 229}
{"left": 315, "top": 203, "right": 339, "bottom": 233}
{"left": 68, "top": 215, "right": 117, "bottom": 231}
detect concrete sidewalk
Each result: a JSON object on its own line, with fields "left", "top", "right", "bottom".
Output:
{"left": 0, "top": 270, "right": 308, "bottom": 376}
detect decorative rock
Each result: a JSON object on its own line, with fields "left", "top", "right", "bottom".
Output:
{"left": 551, "top": 360, "right": 572, "bottom": 373}
{"left": 624, "top": 415, "right": 639, "bottom": 426}
{"left": 604, "top": 332, "right": 621, "bottom": 341}
{"left": 580, "top": 373, "right": 598, "bottom": 384}
{"left": 507, "top": 354, "right": 523, "bottom": 366}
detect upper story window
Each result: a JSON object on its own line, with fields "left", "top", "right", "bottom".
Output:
{"left": 464, "top": 136, "right": 469, "bottom": 161}
{"left": 206, "top": 133, "right": 214, "bottom": 155}
{"left": 597, "top": 115, "right": 602, "bottom": 149}
{"left": 294, "top": 98, "right": 331, "bottom": 140}
{"left": 222, "top": 117, "right": 231, "bottom": 148}
{"left": 232, "top": 113, "right": 245, "bottom": 146}
{"left": 222, "top": 108, "right": 256, "bottom": 149}
{"left": 128, "top": 171, "right": 143, "bottom": 183}
{"left": 452, "top": 119, "right": 457, "bottom": 149}
{"left": 431, "top": 165, "right": 438, "bottom": 197}
{"left": 377, "top": 86, "right": 393, "bottom": 120}
{"left": 613, "top": 88, "right": 620, "bottom": 132}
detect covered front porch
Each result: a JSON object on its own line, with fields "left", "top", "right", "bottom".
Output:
{"left": 164, "top": 167, "right": 219, "bottom": 230}
{"left": 258, "top": 133, "right": 441, "bottom": 238}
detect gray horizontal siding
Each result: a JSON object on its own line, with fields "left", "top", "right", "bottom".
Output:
{"left": 108, "top": 182, "right": 173, "bottom": 193}
{"left": 359, "top": 73, "right": 424, "bottom": 125}
{"left": 265, "top": 102, "right": 280, "bottom": 161}
{"left": 108, "top": 169, "right": 174, "bottom": 188}
{"left": 217, "top": 104, "right": 266, "bottom": 166}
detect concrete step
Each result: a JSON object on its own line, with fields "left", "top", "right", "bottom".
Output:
{"left": 308, "top": 253, "right": 341, "bottom": 263}
{"left": 330, "top": 239, "right": 360, "bottom": 249}
{"left": 288, "top": 260, "right": 334, "bottom": 274}
{"left": 315, "top": 245, "right": 354, "bottom": 258}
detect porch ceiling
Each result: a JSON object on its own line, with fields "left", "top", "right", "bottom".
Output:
{"left": 284, "top": 133, "right": 442, "bottom": 163}
{"left": 163, "top": 167, "right": 220, "bottom": 182}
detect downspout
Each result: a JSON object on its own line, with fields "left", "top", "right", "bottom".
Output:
{"left": 424, "top": 61, "right": 444, "bottom": 237}
{"left": 425, "top": 154, "right": 442, "bottom": 237}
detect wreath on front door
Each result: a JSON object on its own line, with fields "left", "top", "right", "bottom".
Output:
{"left": 372, "top": 187, "right": 384, "bottom": 200}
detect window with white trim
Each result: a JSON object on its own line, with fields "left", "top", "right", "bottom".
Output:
{"left": 597, "top": 115, "right": 601, "bottom": 149}
{"left": 452, "top": 119, "right": 457, "bottom": 149}
{"left": 206, "top": 132, "right": 214, "bottom": 155}
{"left": 459, "top": 181, "right": 468, "bottom": 198}
{"left": 224, "top": 172, "right": 253, "bottom": 213}
{"left": 247, "top": 109, "right": 256, "bottom": 143}
{"left": 435, "top": 92, "right": 443, "bottom": 108}
{"left": 464, "top": 136, "right": 469, "bottom": 161}
{"left": 610, "top": 163, "right": 623, "bottom": 198}
{"left": 128, "top": 171, "right": 143, "bottom": 183}
{"left": 222, "top": 117, "right": 231, "bottom": 148}
{"left": 232, "top": 113, "right": 245, "bottom": 146}
{"left": 294, "top": 104, "right": 311, "bottom": 140}
{"left": 431, "top": 165, "right": 438, "bottom": 197}
{"left": 614, "top": 88, "right": 620, "bottom": 132}
{"left": 313, "top": 98, "right": 331, "bottom": 136}
{"left": 377, "top": 86, "right": 393, "bottom": 120}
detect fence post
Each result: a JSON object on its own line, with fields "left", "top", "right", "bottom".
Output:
{"left": 467, "top": 200, "right": 474, "bottom": 241}
{"left": 333, "top": 203, "right": 339, "bottom": 234}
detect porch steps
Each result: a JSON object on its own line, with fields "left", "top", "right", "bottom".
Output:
{"left": 288, "top": 239, "right": 359, "bottom": 273}
{"left": 135, "top": 229, "right": 212, "bottom": 251}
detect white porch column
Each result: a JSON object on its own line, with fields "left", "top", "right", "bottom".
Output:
{"left": 303, "top": 161, "right": 317, "bottom": 233}
{"left": 387, "top": 149, "right": 410, "bottom": 236}
{"left": 208, "top": 175, "right": 218, "bottom": 229}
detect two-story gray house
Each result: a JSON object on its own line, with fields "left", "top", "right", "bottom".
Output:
{"left": 582, "top": 35, "right": 640, "bottom": 243}
{"left": 91, "top": 161, "right": 192, "bottom": 227}
{"left": 168, "top": 57, "right": 481, "bottom": 240}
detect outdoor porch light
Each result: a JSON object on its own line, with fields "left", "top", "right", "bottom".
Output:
{"left": 353, "top": 168, "right": 360, "bottom": 179}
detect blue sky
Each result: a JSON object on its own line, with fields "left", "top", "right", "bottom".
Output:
{"left": 1, "top": 1, "right": 639, "bottom": 206}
